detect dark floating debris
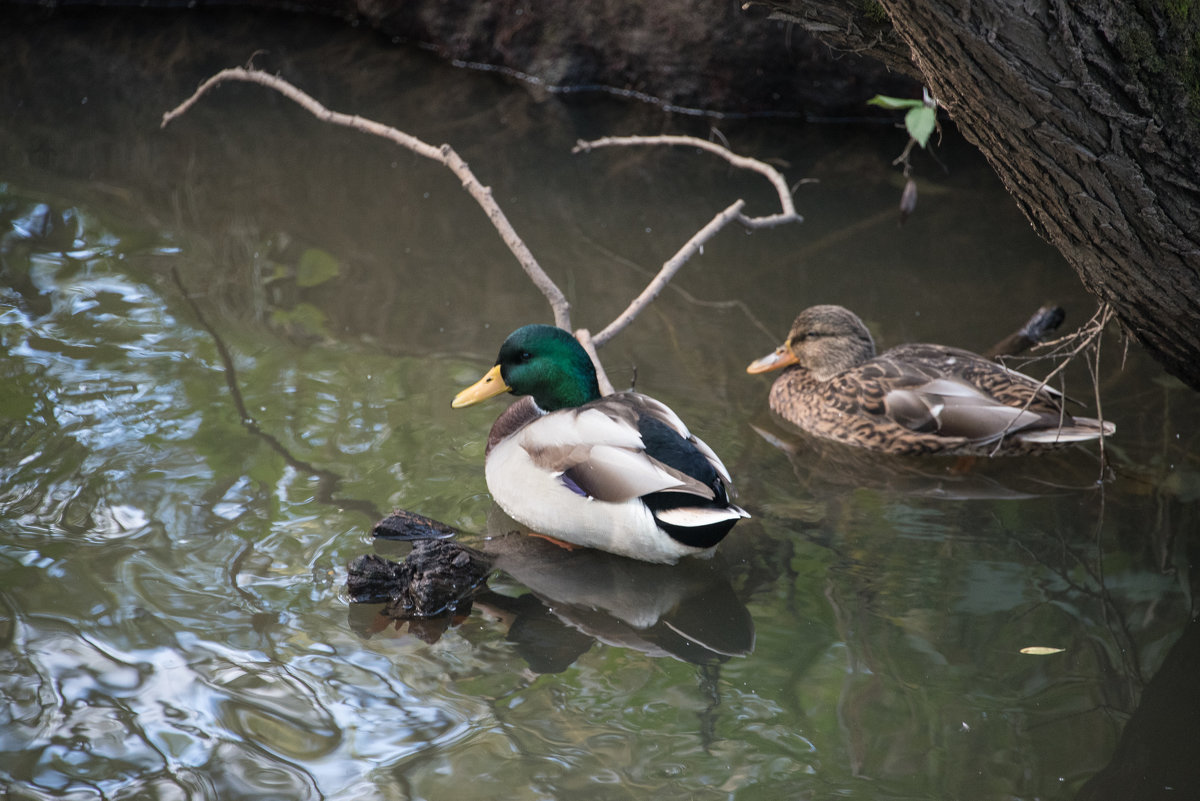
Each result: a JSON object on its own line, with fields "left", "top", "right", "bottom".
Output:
{"left": 348, "top": 511, "right": 492, "bottom": 618}
{"left": 985, "top": 304, "right": 1065, "bottom": 360}
{"left": 347, "top": 509, "right": 756, "bottom": 668}
{"left": 371, "top": 509, "right": 460, "bottom": 541}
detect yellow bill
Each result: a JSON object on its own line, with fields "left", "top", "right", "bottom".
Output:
{"left": 452, "top": 364, "right": 510, "bottom": 408}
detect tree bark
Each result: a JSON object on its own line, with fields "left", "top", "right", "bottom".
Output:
{"left": 764, "top": 0, "right": 1200, "bottom": 390}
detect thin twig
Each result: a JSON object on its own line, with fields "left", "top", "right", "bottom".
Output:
{"left": 1087, "top": 310, "right": 1109, "bottom": 466}
{"left": 593, "top": 200, "right": 746, "bottom": 347}
{"left": 573, "top": 135, "right": 803, "bottom": 228}
{"left": 575, "top": 329, "right": 616, "bottom": 395}
{"left": 162, "top": 67, "right": 572, "bottom": 330}
{"left": 572, "top": 227, "right": 781, "bottom": 343}
{"left": 571, "top": 134, "right": 804, "bottom": 351}
{"left": 163, "top": 70, "right": 808, "bottom": 388}
{"left": 988, "top": 304, "right": 1115, "bottom": 455}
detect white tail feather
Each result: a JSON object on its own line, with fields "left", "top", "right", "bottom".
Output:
{"left": 1014, "top": 418, "right": 1114, "bottom": 443}
{"left": 655, "top": 505, "right": 749, "bottom": 528}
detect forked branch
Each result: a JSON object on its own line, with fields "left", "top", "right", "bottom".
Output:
{"left": 162, "top": 67, "right": 571, "bottom": 330}
{"left": 573, "top": 134, "right": 803, "bottom": 229}
{"left": 593, "top": 200, "right": 746, "bottom": 347}
{"left": 571, "top": 134, "right": 803, "bottom": 349}
{"left": 162, "top": 69, "right": 806, "bottom": 392}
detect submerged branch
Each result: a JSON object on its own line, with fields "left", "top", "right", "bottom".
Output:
{"left": 169, "top": 268, "right": 383, "bottom": 521}
{"left": 983, "top": 304, "right": 1065, "bottom": 359}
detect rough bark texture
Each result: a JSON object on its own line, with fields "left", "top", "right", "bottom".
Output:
{"left": 348, "top": 0, "right": 918, "bottom": 115}
{"left": 762, "top": 0, "right": 916, "bottom": 77}
{"left": 26, "top": 0, "right": 916, "bottom": 116}
{"left": 763, "top": 0, "right": 1200, "bottom": 389}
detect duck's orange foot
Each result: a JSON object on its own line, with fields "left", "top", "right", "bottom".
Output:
{"left": 528, "top": 532, "right": 579, "bottom": 551}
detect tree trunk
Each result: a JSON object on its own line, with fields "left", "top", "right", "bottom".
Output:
{"left": 768, "top": 0, "right": 1200, "bottom": 390}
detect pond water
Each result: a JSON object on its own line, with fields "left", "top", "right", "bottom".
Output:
{"left": 2, "top": 9, "right": 1198, "bottom": 801}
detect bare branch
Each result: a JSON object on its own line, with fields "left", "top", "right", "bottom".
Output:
{"left": 573, "top": 134, "right": 803, "bottom": 349}
{"left": 988, "top": 303, "right": 1116, "bottom": 456}
{"left": 593, "top": 201, "right": 746, "bottom": 347}
{"left": 573, "top": 134, "right": 803, "bottom": 227}
{"left": 574, "top": 329, "right": 616, "bottom": 396}
{"left": 162, "top": 71, "right": 808, "bottom": 389}
{"left": 162, "top": 67, "right": 572, "bottom": 330}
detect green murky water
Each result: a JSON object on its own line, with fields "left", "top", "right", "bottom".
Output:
{"left": 2, "top": 9, "right": 1198, "bottom": 800}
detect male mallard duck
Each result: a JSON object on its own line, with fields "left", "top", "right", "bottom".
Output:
{"left": 746, "top": 305, "right": 1115, "bottom": 456}
{"left": 453, "top": 324, "right": 748, "bottom": 564}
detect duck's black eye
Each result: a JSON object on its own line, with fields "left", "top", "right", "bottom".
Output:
{"left": 519, "top": 350, "right": 532, "bottom": 362}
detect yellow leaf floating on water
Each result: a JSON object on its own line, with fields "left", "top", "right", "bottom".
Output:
{"left": 1020, "top": 646, "right": 1066, "bottom": 655}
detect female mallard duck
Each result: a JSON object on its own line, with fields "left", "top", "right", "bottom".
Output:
{"left": 746, "top": 305, "right": 1115, "bottom": 456}
{"left": 453, "top": 324, "right": 748, "bottom": 564}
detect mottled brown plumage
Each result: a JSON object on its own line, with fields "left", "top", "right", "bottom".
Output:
{"left": 746, "top": 305, "right": 1114, "bottom": 456}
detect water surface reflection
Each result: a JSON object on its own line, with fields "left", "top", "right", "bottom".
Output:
{"left": 1, "top": 8, "right": 1198, "bottom": 801}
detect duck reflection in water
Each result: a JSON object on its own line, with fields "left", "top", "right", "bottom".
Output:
{"left": 748, "top": 419, "right": 1113, "bottom": 502}
{"left": 349, "top": 508, "right": 754, "bottom": 673}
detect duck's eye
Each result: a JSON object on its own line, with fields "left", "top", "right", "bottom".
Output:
{"left": 519, "top": 351, "right": 532, "bottom": 362}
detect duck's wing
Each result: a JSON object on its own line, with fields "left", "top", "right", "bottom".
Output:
{"left": 883, "top": 376, "right": 1067, "bottom": 443}
{"left": 514, "top": 402, "right": 716, "bottom": 503}
{"left": 614, "top": 394, "right": 750, "bottom": 540}
{"left": 886, "top": 344, "right": 1066, "bottom": 412}
{"left": 628, "top": 394, "right": 736, "bottom": 486}
{"left": 863, "top": 347, "right": 1114, "bottom": 446}
{"left": 837, "top": 344, "right": 1079, "bottom": 444}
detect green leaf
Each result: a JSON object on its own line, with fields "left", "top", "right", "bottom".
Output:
{"left": 905, "top": 106, "right": 937, "bottom": 148}
{"left": 868, "top": 94, "right": 924, "bottom": 110}
{"left": 296, "top": 247, "right": 340, "bottom": 288}
{"left": 270, "top": 302, "right": 330, "bottom": 337}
